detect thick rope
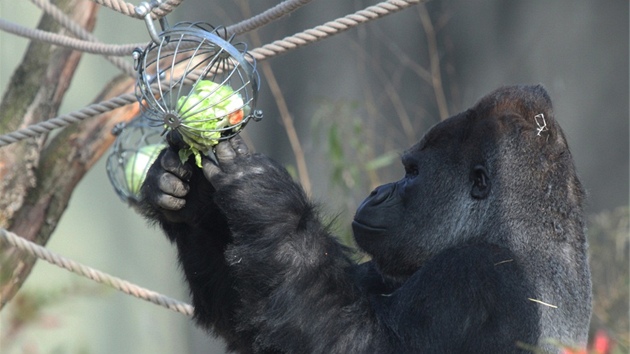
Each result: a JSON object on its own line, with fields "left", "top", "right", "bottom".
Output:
{"left": 0, "top": 93, "right": 136, "bottom": 147}
{"left": 92, "top": 0, "right": 312, "bottom": 33}
{"left": 0, "top": 0, "right": 423, "bottom": 316}
{"left": 250, "top": 0, "right": 422, "bottom": 60}
{"left": 30, "top": 0, "right": 135, "bottom": 76}
{"left": 0, "top": 228, "right": 194, "bottom": 316}
{"left": 91, "top": 0, "right": 184, "bottom": 20}
{"left": 226, "top": 0, "right": 315, "bottom": 36}
{"left": 0, "top": 18, "right": 145, "bottom": 56}
{"left": 0, "top": 0, "right": 423, "bottom": 58}
{"left": 0, "top": 0, "right": 424, "bottom": 148}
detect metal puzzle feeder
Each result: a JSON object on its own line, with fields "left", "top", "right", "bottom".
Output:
{"left": 106, "top": 117, "right": 167, "bottom": 203}
{"left": 133, "top": 20, "right": 262, "bottom": 166}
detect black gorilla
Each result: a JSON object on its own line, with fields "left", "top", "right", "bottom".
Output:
{"left": 137, "top": 85, "right": 591, "bottom": 353}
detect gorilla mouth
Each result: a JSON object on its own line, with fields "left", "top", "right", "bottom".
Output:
{"left": 352, "top": 220, "right": 387, "bottom": 236}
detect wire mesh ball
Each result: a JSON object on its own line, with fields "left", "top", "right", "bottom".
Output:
{"left": 106, "top": 116, "right": 167, "bottom": 203}
{"left": 134, "top": 22, "right": 262, "bottom": 165}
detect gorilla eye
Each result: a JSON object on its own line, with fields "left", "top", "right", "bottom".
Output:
{"left": 405, "top": 165, "right": 419, "bottom": 178}
{"left": 471, "top": 165, "right": 490, "bottom": 199}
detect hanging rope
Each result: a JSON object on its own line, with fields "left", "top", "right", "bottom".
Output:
{"left": 0, "top": 228, "right": 194, "bottom": 316}
{"left": 226, "top": 0, "right": 315, "bottom": 36}
{"left": 0, "top": 18, "right": 144, "bottom": 57}
{"left": 0, "top": 0, "right": 422, "bottom": 59}
{"left": 0, "top": 0, "right": 423, "bottom": 148}
{"left": 92, "top": 0, "right": 315, "bottom": 34}
{"left": 0, "top": 93, "right": 137, "bottom": 146}
{"left": 0, "top": 0, "right": 423, "bottom": 315}
{"left": 29, "top": 0, "right": 136, "bottom": 75}
{"left": 91, "top": 0, "right": 184, "bottom": 20}
{"left": 249, "top": 0, "right": 422, "bottom": 60}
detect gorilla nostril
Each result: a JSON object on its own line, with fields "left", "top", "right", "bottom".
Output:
{"left": 370, "top": 184, "right": 396, "bottom": 205}
{"left": 372, "top": 189, "right": 388, "bottom": 204}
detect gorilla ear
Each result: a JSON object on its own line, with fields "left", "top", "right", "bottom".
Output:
{"left": 471, "top": 165, "right": 490, "bottom": 199}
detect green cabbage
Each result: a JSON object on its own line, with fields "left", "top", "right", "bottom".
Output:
{"left": 176, "top": 80, "right": 246, "bottom": 167}
{"left": 124, "top": 143, "right": 166, "bottom": 197}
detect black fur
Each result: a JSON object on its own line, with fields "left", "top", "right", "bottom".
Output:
{"left": 136, "top": 85, "right": 591, "bottom": 353}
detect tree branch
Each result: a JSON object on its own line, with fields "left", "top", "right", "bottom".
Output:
{"left": 0, "top": 1, "right": 138, "bottom": 309}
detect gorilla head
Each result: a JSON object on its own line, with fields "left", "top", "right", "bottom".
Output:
{"left": 353, "top": 85, "right": 584, "bottom": 281}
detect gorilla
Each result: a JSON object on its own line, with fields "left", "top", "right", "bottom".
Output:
{"left": 137, "top": 85, "right": 592, "bottom": 353}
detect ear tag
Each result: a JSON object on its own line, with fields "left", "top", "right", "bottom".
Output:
{"left": 534, "top": 113, "right": 548, "bottom": 137}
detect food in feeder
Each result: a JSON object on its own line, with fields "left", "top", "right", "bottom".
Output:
{"left": 176, "top": 80, "right": 249, "bottom": 167}
{"left": 124, "top": 143, "right": 166, "bottom": 196}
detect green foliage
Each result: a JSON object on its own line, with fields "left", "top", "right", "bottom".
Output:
{"left": 364, "top": 151, "right": 399, "bottom": 171}
{"left": 311, "top": 99, "right": 399, "bottom": 247}
{"left": 312, "top": 99, "right": 399, "bottom": 192}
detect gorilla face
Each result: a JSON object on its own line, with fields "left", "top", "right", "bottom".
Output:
{"left": 352, "top": 85, "right": 571, "bottom": 280}
{"left": 353, "top": 111, "right": 498, "bottom": 279}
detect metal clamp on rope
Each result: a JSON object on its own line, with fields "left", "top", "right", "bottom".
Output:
{"left": 135, "top": 0, "right": 169, "bottom": 44}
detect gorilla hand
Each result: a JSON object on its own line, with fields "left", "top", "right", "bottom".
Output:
{"left": 150, "top": 149, "right": 193, "bottom": 209}
{"left": 201, "top": 135, "right": 253, "bottom": 191}
{"left": 139, "top": 135, "right": 220, "bottom": 225}
{"left": 201, "top": 135, "right": 311, "bottom": 239}
{"left": 139, "top": 147, "right": 195, "bottom": 223}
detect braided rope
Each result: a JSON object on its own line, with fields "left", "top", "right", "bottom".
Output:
{"left": 29, "top": 0, "right": 135, "bottom": 76}
{"left": 0, "top": 0, "right": 422, "bottom": 316}
{"left": 226, "top": 0, "right": 315, "bottom": 36}
{"left": 91, "top": 0, "right": 184, "bottom": 20}
{"left": 0, "top": 0, "right": 423, "bottom": 59}
{"left": 92, "top": 0, "right": 313, "bottom": 32}
{"left": 0, "top": 93, "right": 137, "bottom": 147}
{"left": 0, "top": 18, "right": 145, "bottom": 56}
{"left": 0, "top": 228, "right": 194, "bottom": 316}
{"left": 250, "top": 0, "right": 421, "bottom": 60}
{"left": 0, "top": 0, "right": 422, "bottom": 147}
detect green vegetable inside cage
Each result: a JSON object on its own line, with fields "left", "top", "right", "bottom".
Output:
{"left": 124, "top": 143, "right": 166, "bottom": 196}
{"left": 175, "top": 80, "right": 249, "bottom": 167}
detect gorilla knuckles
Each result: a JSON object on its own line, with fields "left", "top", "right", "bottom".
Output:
{"left": 139, "top": 85, "right": 591, "bottom": 353}
{"left": 137, "top": 148, "right": 215, "bottom": 225}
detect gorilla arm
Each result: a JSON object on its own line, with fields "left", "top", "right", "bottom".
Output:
{"left": 202, "top": 138, "right": 537, "bottom": 353}
{"left": 135, "top": 142, "right": 385, "bottom": 352}
{"left": 135, "top": 148, "right": 255, "bottom": 352}
{"left": 202, "top": 138, "right": 383, "bottom": 352}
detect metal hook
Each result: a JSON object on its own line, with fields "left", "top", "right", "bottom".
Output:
{"left": 135, "top": 0, "right": 167, "bottom": 45}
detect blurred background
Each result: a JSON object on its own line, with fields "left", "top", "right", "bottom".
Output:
{"left": 1, "top": 0, "right": 627, "bottom": 353}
